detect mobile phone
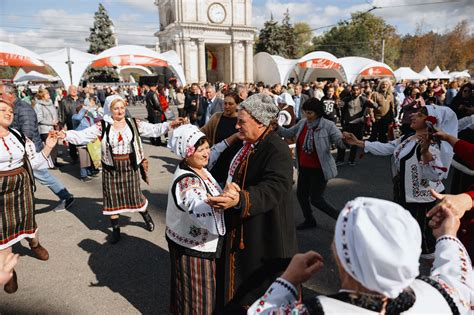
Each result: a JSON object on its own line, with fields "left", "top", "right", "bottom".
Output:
{"left": 426, "top": 121, "right": 441, "bottom": 146}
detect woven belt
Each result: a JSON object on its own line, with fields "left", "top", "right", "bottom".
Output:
{"left": 113, "top": 154, "right": 131, "bottom": 160}
{"left": 0, "top": 166, "right": 26, "bottom": 177}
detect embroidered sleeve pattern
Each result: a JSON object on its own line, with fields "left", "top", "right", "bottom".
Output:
{"left": 65, "top": 123, "right": 101, "bottom": 145}
{"left": 25, "top": 138, "right": 53, "bottom": 170}
{"left": 247, "top": 278, "right": 303, "bottom": 315}
{"left": 430, "top": 235, "right": 473, "bottom": 314}
{"left": 137, "top": 119, "right": 169, "bottom": 138}
{"left": 175, "top": 176, "right": 225, "bottom": 236}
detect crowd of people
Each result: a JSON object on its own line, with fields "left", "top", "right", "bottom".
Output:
{"left": 0, "top": 74, "right": 473, "bottom": 314}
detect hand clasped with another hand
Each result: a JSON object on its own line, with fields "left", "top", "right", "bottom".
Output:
{"left": 206, "top": 182, "right": 241, "bottom": 210}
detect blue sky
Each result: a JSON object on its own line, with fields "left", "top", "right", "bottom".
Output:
{"left": 0, "top": 0, "right": 471, "bottom": 53}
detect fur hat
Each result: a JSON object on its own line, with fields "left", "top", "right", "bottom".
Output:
{"left": 239, "top": 93, "right": 279, "bottom": 126}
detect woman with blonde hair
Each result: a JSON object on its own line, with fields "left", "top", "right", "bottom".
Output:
{"left": 35, "top": 88, "right": 59, "bottom": 164}
{"left": 60, "top": 96, "right": 184, "bottom": 243}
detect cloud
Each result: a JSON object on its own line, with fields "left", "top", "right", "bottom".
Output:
{"left": 116, "top": 0, "right": 156, "bottom": 11}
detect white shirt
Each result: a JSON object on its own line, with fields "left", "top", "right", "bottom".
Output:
{"left": 0, "top": 132, "right": 52, "bottom": 171}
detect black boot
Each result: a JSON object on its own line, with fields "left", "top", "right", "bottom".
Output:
{"left": 110, "top": 218, "right": 121, "bottom": 244}
{"left": 140, "top": 211, "right": 155, "bottom": 232}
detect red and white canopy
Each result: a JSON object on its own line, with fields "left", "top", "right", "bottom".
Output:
{"left": 91, "top": 45, "right": 168, "bottom": 68}
{"left": 295, "top": 51, "right": 346, "bottom": 82}
{"left": 0, "top": 41, "right": 45, "bottom": 67}
{"left": 339, "top": 57, "right": 394, "bottom": 83}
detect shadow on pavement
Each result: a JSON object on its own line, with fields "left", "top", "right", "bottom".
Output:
{"left": 78, "top": 236, "right": 171, "bottom": 314}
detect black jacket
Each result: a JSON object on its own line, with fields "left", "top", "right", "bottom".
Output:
{"left": 219, "top": 131, "right": 297, "bottom": 312}
{"left": 60, "top": 96, "right": 83, "bottom": 129}
{"left": 145, "top": 90, "right": 162, "bottom": 123}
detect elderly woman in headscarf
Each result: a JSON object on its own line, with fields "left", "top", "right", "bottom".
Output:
{"left": 166, "top": 124, "right": 229, "bottom": 315}
{"left": 344, "top": 105, "right": 458, "bottom": 259}
{"left": 249, "top": 197, "right": 473, "bottom": 314}
{"left": 59, "top": 95, "right": 184, "bottom": 244}
{"left": 276, "top": 92, "right": 296, "bottom": 128}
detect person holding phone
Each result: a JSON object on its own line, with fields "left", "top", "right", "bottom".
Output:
{"left": 399, "top": 86, "right": 425, "bottom": 136}
{"left": 344, "top": 105, "right": 458, "bottom": 260}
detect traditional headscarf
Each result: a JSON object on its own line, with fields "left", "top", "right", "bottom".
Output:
{"left": 168, "top": 124, "right": 205, "bottom": 158}
{"left": 277, "top": 92, "right": 296, "bottom": 107}
{"left": 425, "top": 105, "right": 458, "bottom": 179}
{"left": 335, "top": 197, "right": 421, "bottom": 299}
{"left": 103, "top": 95, "right": 124, "bottom": 124}
{"left": 239, "top": 93, "right": 279, "bottom": 126}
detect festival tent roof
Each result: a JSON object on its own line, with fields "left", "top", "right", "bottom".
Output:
{"left": 431, "top": 66, "right": 450, "bottom": 80}
{"left": 13, "top": 70, "right": 60, "bottom": 82}
{"left": 295, "top": 51, "right": 346, "bottom": 82}
{"left": 393, "top": 67, "right": 427, "bottom": 81}
{"left": 449, "top": 70, "right": 470, "bottom": 80}
{"left": 338, "top": 57, "right": 394, "bottom": 83}
{"left": 41, "top": 48, "right": 95, "bottom": 87}
{"left": 418, "top": 66, "right": 436, "bottom": 79}
{"left": 253, "top": 52, "right": 297, "bottom": 85}
{"left": 91, "top": 45, "right": 186, "bottom": 85}
{"left": 0, "top": 41, "right": 45, "bottom": 67}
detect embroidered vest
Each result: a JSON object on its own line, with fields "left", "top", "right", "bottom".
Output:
{"left": 8, "top": 128, "right": 36, "bottom": 191}
{"left": 165, "top": 166, "right": 225, "bottom": 254}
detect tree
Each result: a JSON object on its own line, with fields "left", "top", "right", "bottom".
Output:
{"left": 311, "top": 12, "right": 400, "bottom": 68}
{"left": 280, "top": 9, "right": 297, "bottom": 58}
{"left": 255, "top": 15, "right": 287, "bottom": 56}
{"left": 84, "top": 3, "right": 118, "bottom": 82}
{"left": 294, "top": 22, "right": 313, "bottom": 57}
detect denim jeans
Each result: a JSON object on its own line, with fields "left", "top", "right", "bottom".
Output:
{"left": 33, "top": 168, "right": 72, "bottom": 201}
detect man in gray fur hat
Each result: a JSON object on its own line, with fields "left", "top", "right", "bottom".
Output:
{"left": 208, "top": 93, "right": 298, "bottom": 313}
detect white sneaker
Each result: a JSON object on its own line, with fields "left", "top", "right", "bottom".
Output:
{"left": 53, "top": 200, "right": 66, "bottom": 212}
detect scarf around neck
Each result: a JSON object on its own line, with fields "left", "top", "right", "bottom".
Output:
{"left": 303, "top": 118, "right": 321, "bottom": 154}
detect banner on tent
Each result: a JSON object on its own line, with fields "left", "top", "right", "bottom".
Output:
{"left": 299, "top": 58, "right": 341, "bottom": 70}
{"left": 0, "top": 53, "right": 44, "bottom": 67}
{"left": 360, "top": 66, "right": 393, "bottom": 77}
{"left": 91, "top": 55, "right": 168, "bottom": 68}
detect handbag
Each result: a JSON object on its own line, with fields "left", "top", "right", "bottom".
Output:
{"left": 86, "top": 139, "right": 102, "bottom": 168}
{"left": 139, "top": 158, "right": 150, "bottom": 185}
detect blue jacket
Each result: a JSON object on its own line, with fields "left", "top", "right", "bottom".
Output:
{"left": 11, "top": 99, "right": 43, "bottom": 152}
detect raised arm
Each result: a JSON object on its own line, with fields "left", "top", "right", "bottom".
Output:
{"left": 62, "top": 123, "right": 101, "bottom": 145}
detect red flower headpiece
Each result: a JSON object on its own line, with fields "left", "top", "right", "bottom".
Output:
{"left": 425, "top": 116, "right": 437, "bottom": 125}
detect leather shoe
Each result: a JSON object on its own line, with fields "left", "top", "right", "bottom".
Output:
{"left": 30, "top": 243, "right": 50, "bottom": 261}
{"left": 296, "top": 219, "right": 317, "bottom": 230}
{"left": 141, "top": 211, "right": 155, "bottom": 232}
{"left": 110, "top": 227, "right": 121, "bottom": 244}
{"left": 4, "top": 270, "right": 18, "bottom": 294}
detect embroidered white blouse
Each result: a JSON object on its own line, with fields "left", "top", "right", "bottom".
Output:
{"left": 0, "top": 132, "right": 52, "bottom": 171}
{"left": 64, "top": 120, "right": 169, "bottom": 154}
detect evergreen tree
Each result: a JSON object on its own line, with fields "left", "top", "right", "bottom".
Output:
{"left": 84, "top": 3, "right": 118, "bottom": 82}
{"left": 255, "top": 14, "right": 286, "bottom": 56}
{"left": 280, "top": 9, "right": 297, "bottom": 58}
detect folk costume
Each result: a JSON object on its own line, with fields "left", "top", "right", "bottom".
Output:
{"left": 218, "top": 94, "right": 298, "bottom": 313}
{"left": 249, "top": 198, "right": 474, "bottom": 314}
{"left": 363, "top": 105, "right": 457, "bottom": 257}
{"left": 166, "top": 125, "right": 226, "bottom": 315}
{"left": 0, "top": 128, "right": 53, "bottom": 250}
{"left": 64, "top": 97, "right": 169, "bottom": 241}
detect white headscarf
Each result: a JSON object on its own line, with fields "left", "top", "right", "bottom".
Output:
{"left": 335, "top": 197, "right": 421, "bottom": 299}
{"left": 103, "top": 95, "right": 124, "bottom": 124}
{"left": 277, "top": 92, "right": 296, "bottom": 107}
{"left": 425, "top": 105, "right": 458, "bottom": 179}
{"left": 167, "top": 124, "right": 205, "bottom": 158}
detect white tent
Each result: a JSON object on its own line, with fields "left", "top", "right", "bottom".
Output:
{"left": 431, "top": 66, "right": 450, "bottom": 80}
{"left": 0, "top": 41, "right": 45, "bottom": 67}
{"left": 14, "top": 70, "right": 60, "bottom": 82}
{"left": 338, "top": 57, "right": 394, "bottom": 83}
{"left": 295, "top": 51, "right": 346, "bottom": 82}
{"left": 91, "top": 45, "right": 186, "bottom": 85}
{"left": 418, "top": 66, "right": 435, "bottom": 79}
{"left": 449, "top": 70, "right": 470, "bottom": 80}
{"left": 253, "top": 52, "right": 297, "bottom": 85}
{"left": 393, "top": 67, "right": 427, "bottom": 81}
{"left": 41, "top": 48, "right": 95, "bottom": 87}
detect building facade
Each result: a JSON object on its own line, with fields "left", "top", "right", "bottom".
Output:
{"left": 154, "top": 0, "right": 256, "bottom": 83}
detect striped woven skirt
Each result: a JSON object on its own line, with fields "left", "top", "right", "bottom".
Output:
{"left": 169, "top": 243, "right": 216, "bottom": 315}
{"left": 0, "top": 167, "right": 37, "bottom": 250}
{"left": 102, "top": 155, "right": 147, "bottom": 216}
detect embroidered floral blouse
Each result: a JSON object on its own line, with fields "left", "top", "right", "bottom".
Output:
{"left": 0, "top": 132, "right": 52, "bottom": 171}
{"left": 64, "top": 120, "right": 169, "bottom": 154}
